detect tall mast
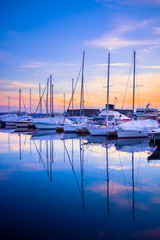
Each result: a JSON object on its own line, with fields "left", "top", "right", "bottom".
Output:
{"left": 72, "top": 78, "right": 74, "bottom": 116}
{"left": 50, "top": 75, "right": 52, "bottom": 117}
{"left": 52, "top": 84, "right": 54, "bottom": 115}
{"left": 19, "top": 89, "right": 21, "bottom": 114}
{"left": 46, "top": 78, "right": 49, "bottom": 115}
{"left": 133, "top": 51, "right": 136, "bottom": 118}
{"left": 8, "top": 96, "right": 10, "bottom": 114}
{"left": 39, "top": 83, "right": 42, "bottom": 114}
{"left": 30, "top": 88, "right": 31, "bottom": 114}
{"left": 106, "top": 52, "right": 110, "bottom": 125}
{"left": 80, "top": 51, "right": 85, "bottom": 119}
{"left": 64, "top": 93, "right": 65, "bottom": 114}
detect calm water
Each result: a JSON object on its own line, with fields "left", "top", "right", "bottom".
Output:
{"left": 0, "top": 129, "right": 160, "bottom": 240}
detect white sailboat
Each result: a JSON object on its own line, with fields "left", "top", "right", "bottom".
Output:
{"left": 34, "top": 115, "right": 73, "bottom": 131}
{"left": 87, "top": 52, "right": 117, "bottom": 137}
{"left": 64, "top": 51, "right": 89, "bottom": 133}
{"left": 117, "top": 51, "right": 149, "bottom": 139}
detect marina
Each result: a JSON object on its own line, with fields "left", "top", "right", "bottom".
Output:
{"left": 0, "top": 129, "right": 160, "bottom": 239}
{"left": 1, "top": 1, "right": 160, "bottom": 239}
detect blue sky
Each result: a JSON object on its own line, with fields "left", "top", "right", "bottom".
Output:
{"left": 0, "top": 0, "right": 160, "bottom": 112}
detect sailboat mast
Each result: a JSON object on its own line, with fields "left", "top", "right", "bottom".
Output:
{"left": 52, "top": 84, "right": 54, "bottom": 114}
{"left": 80, "top": 51, "right": 85, "bottom": 119}
{"left": 46, "top": 78, "right": 49, "bottom": 115}
{"left": 50, "top": 75, "right": 52, "bottom": 117}
{"left": 30, "top": 89, "right": 31, "bottom": 114}
{"left": 106, "top": 52, "right": 110, "bottom": 125}
{"left": 8, "top": 96, "right": 10, "bottom": 114}
{"left": 19, "top": 89, "right": 21, "bottom": 114}
{"left": 133, "top": 51, "right": 136, "bottom": 118}
{"left": 72, "top": 78, "right": 74, "bottom": 116}
{"left": 64, "top": 93, "right": 65, "bottom": 114}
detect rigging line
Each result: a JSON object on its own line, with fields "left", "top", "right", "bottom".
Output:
{"left": 63, "top": 140, "right": 82, "bottom": 196}
{"left": 63, "top": 65, "right": 82, "bottom": 124}
{"left": 67, "top": 65, "right": 82, "bottom": 112}
{"left": 21, "top": 135, "right": 27, "bottom": 156}
{"left": 98, "top": 67, "right": 108, "bottom": 108}
{"left": 34, "top": 82, "right": 48, "bottom": 114}
{"left": 84, "top": 83, "right": 92, "bottom": 108}
{"left": 118, "top": 151, "right": 132, "bottom": 212}
{"left": 135, "top": 72, "right": 141, "bottom": 108}
{"left": 22, "top": 95, "right": 26, "bottom": 112}
{"left": 121, "top": 56, "right": 133, "bottom": 110}
{"left": 33, "top": 140, "right": 48, "bottom": 173}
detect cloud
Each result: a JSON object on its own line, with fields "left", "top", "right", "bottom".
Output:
{"left": 85, "top": 19, "right": 160, "bottom": 50}
{"left": 86, "top": 36, "right": 160, "bottom": 51}
{"left": 19, "top": 61, "right": 74, "bottom": 69}
{"left": 96, "top": 0, "right": 160, "bottom": 6}
{"left": 140, "top": 65, "right": 160, "bottom": 69}
{"left": 153, "top": 26, "right": 160, "bottom": 35}
{"left": 0, "top": 79, "right": 37, "bottom": 89}
{"left": 93, "top": 63, "right": 130, "bottom": 67}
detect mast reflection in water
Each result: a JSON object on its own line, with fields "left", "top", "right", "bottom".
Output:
{"left": 0, "top": 129, "right": 159, "bottom": 240}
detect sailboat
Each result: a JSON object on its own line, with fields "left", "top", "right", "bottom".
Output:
{"left": 87, "top": 52, "right": 117, "bottom": 137}
{"left": 64, "top": 51, "right": 89, "bottom": 134}
{"left": 117, "top": 51, "right": 150, "bottom": 139}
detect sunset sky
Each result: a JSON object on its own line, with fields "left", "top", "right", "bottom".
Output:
{"left": 0, "top": 0, "right": 160, "bottom": 113}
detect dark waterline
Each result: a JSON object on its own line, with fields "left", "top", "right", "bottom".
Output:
{"left": 0, "top": 130, "right": 160, "bottom": 240}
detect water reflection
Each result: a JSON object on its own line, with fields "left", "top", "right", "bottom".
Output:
{"left": 0, "top": 129, "right": 160, "bottom": 239}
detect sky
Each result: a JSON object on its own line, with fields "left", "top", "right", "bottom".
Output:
{"left": 0, "top": 0, "right": 160, "bottom": 113}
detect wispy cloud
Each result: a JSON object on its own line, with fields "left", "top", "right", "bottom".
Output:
{"left": 96, "top": 0, "right": 160, "bottom": 6}
{"left": 86, "top": 19, "right": 160, "bottom": 50}
{"left": 19, "top": 61, "right": 74, "bottom": 69}
{"left": 152, "top": 26, "right": 160, "bottom": 35}
{"left": 93, "top": 63, "right": 130, "bottom": 67}
{"left": 86, "top": 36, "right": 160, "bottom": 50}
{"left": 140, "top": 65, "right": 160, "bottom": 69}
{"left": 0, "top": 79, "right": 37, "bottom": 89}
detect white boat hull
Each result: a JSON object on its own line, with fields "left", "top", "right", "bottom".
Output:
{"left": 34, "top": 122, "right": 57, "bottom": 131}
{"left": 63, "top": 124, "right": 79, "bottom": 133}
{"left": 117, "top": 130, "right": 148, "bottom": 139}
{"left": 87, "top": 126, "right": 117, "bottom": 136}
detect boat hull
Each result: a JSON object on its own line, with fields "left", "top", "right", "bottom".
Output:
{"left": 34, "top": 122, "right": 57, "bottom": 131}
{"left": 87, "top": 126, "right": 117, "bottom": 137}
{"left": 63, "top": 124, "right": 79, "bottom": 133}
{"left": 117, "top": 130, "right": 148, "bottom": 139}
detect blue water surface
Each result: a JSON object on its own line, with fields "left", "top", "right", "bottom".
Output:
{"left": 0, "top": 130, "right": 160, "bottom": 240}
